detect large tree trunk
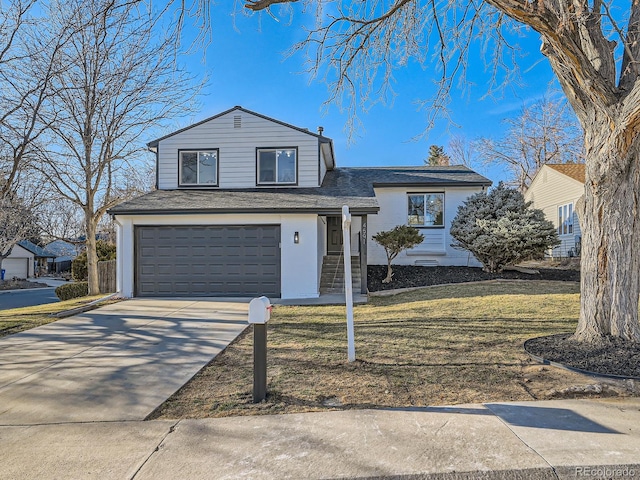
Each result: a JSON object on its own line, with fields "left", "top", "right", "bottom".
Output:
{"left": 574, "top": 121, "right": 640, "bottom": 343}
{"left": 85, "top": 213, "right": 100, "bottom": 296}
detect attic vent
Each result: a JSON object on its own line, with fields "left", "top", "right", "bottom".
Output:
{"left": 234, "top": 115, "right": 241, "bottom": 128}
{"left": 414, "top": 259, "right": 439, "bottom": 267}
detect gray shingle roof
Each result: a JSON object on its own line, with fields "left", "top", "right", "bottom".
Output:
{"left": 109, "top": 166, "right": 491, "bottom": 215}
{"left": 17, "top": 240, "right": 56, "bottom": 258}
{"left": 339, "top": 166, "right": 492, "bottom": 187}
{"left": 108, "top": 171, "right": 378, "bottom": 215}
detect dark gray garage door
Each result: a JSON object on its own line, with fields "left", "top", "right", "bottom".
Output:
{"left": 135, "top": 225, "right": 281, "bottom": 297}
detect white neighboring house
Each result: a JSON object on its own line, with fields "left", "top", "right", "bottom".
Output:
{"left": 525, "top": 163, "right": 585, "bottom": 258}
{"left": 109, "top": 106, "right": 492, "bottom": 300}
{"left": 2, "top": 243, "right": 34, "bottom": 280}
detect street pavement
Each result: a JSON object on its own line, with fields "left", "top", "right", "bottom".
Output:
{"left": 0, "top": 286, "right": 59, "bottom": 310}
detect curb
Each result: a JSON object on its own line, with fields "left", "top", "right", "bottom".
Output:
{"left": 51, "top": 292, "right": 121, "bottom": 318}
{"left": 0, "top": 285, "right": 54, "bottom": 294}
{"left": 337, "top": 467, "right": 558, "bottom": 479}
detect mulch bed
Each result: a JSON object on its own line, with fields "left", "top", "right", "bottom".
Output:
{"left": 525, "top": 334, "right": 640, "bottom": 379}
{"left": 367, "top": 265, "right": 580, "bottom": 292}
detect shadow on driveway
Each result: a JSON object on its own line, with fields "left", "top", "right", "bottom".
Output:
{"left": 0, "top": 299, "right": 249, "bottom": 425}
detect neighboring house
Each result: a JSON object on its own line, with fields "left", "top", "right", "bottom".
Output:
{"left": 109, "top": 106, "right": 492, "bottom": 299}
{"left": 16, "top": 240, "right": 56, "bottom": 276}
{"left": 525, "top": 163, "right": 585, "bottom": 258}
{"left": 45, "top": 240, "right": 80, "bottom": 273}
{"left": 2, "top": 243, "right": 35, "bottom": 279}
{"left": 2, "top": 241, "right": 57, "bottom": 279}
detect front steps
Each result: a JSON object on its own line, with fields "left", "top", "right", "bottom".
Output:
{"left": 320, "top": 255, "right": 362, "bottom": 294}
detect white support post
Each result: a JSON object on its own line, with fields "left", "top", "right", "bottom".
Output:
{"left": 342, "top": 205, "right": 356, "bottom": 362}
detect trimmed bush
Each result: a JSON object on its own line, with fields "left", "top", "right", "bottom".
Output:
{"left": 372, "top": 225, "right": 424, "bottom": 283}
{"left": 450, "top": 182, "right": 560, "bottom": 272}
{"left": 55, "top": 282, "right": 89, "bottom": 301}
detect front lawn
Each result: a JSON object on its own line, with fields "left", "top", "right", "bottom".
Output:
{"left": 0, "top": 296, "right": 106, "bottom": 338}
{"left": 149, "top": 280, "right": 636, "bottom": 420}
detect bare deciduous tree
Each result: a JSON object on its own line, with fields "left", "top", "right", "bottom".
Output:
{"left": 0, "top": 193, "right": 37, "bottom": 275}
{"left": 1, "top": 0, "right": 70, "bottom": 194}
{"left": 476, "top": 97, "right": 584, "bottom": 192}
{"left": 448, "top": 135, "right": 480, "bottom": 169}
{"left": 37, "top": 0, "right": 200, "bottom": 295}
{"left": 1, "top": 0, "right": 80, "bottom": 266}
{"left": 237, "top": 0, "right": 640, "bottom": 343}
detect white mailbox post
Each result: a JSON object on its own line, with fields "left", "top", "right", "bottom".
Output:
{"left": 248, "top": 296, "right": 272, "bottom": 402}
{"left": 342, "top": 205, "right": 356, "bottom": 362}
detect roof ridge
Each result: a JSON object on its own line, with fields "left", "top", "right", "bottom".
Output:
{"left": 147, "top": 106, "right": 332, "bottom": 148}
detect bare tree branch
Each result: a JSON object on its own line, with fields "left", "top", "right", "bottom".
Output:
{"left": 37, "top": 0, "right": 202, "bottom": 294}
{"left": 477, "top": 95, "right": 584, "bottom": 191}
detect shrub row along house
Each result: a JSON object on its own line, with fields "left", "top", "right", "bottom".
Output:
{"left": 109, "top": 107, "right": 492, "bottom": 299}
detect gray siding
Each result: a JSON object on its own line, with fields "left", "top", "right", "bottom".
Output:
{"left": 157, "top": 111, "right": 320, "bottom": 189}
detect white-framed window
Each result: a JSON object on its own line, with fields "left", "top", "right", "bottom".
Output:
{"left": 408, "top": 193, "right": 444, "bottom": 227}
{"left": 179, "top": 150, "right": 218, "bottom": 186}
{"left": 257, "top": 148, "right": 297, "bottom": 185}
{"left": 558, "top": 203, "right": 574, "bottom": 235}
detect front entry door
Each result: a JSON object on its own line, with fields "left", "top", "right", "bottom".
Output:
{"left": 327, "top": 216, "right": 343, "bottom": 254}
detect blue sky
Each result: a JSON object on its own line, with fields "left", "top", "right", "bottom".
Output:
{"left": 173, "top": 4, "right": 559, "bottom": 184}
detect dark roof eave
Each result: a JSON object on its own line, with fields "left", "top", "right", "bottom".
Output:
{"left": 372, "top": 181, "right": 492, "bottom": 188}
{"left": 109, "top": 206, "right": 380, "bottom": 216}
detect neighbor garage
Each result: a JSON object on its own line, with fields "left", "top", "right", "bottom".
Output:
{"left": 2, "top": 258, "right": 30, "bottom": 280}
{"left": 135, "top": 225, "right": 281, "bottom": 297}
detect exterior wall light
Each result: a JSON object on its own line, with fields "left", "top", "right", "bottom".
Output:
{"left": 294, "top": 231, "right": 299, "bottom": 244}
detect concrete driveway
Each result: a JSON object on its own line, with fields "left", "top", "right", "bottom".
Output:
{"left": 0, "top": 299, "right": 249, "bottom": 425}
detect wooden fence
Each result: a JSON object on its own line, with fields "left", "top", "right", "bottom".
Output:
{"left": 98, "top": 259, "right": 116, "bottom": 294}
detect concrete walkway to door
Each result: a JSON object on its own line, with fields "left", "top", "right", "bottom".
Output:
{"left": 0, "top": 299, "right": 249, "bottom": 425}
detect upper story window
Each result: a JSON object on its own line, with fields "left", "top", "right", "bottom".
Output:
{"left": 558, "top": 203, "right": 573, "bottom": 235}
{"left": 179, "top": 150, "right": 218, "bottom": 186}
{"left": 408, "top": 193, "right": 444, "bottom": 227}
{"left": 257, "top": 148, "right": 297, "bottom": 185}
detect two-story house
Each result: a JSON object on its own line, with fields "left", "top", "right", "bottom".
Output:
{"left": 109, "top": 106, "right": 492, "bottom": 299}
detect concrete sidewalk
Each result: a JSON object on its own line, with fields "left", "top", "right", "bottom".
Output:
{"left": 2, "top": 398, "right": 639, "bottom": 479}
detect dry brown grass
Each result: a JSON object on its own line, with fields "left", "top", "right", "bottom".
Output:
{"left": 0, "top": 295, "right": 107, "bottom": 337}
{"left": 149, "top": 280, "right": 636, "bottom": 420}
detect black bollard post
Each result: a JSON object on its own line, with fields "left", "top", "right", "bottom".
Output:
{"left": 253, "top": 322, "right": 267, "bottom": 403}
